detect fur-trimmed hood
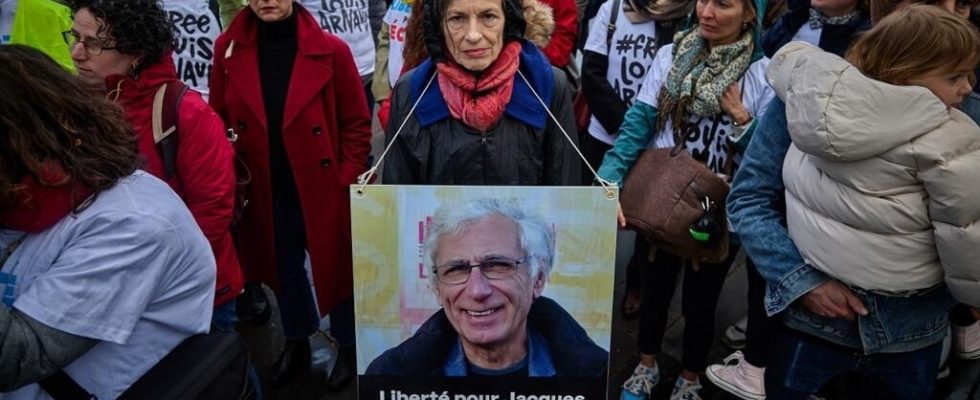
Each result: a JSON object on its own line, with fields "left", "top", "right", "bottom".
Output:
{"left": 523, "top": 0, "right": 556, "bottom": 48}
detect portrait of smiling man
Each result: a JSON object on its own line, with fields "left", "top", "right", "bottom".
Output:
{"left": 365, "top": 198, "right": 609, "bottom": 377}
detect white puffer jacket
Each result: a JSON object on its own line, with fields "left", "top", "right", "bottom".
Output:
{"left": 768, "top": 42, "right": 980, "bottom": 307}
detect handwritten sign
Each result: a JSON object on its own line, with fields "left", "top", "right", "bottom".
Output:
{"left": 383, "top": 0, "right": 410, "bottom": 87}
{"left": 300, "top": 0, "right": 376, "bottom": 76}
{"left": 163, "top": 0, "right": 220, "bottom": 99}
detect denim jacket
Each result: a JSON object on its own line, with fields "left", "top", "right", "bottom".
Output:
{"left": 962, "top": 91, "right": 980, "bottom": 125}
{"left": 728, "top": 98, "right": 957, "bottom": 353}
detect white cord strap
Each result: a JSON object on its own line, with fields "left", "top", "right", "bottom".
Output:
{"left": 516, "top": 70, "right": 617, "bottom": 199}
{"left": 354, "top": 68, "right": 618, "bottom": 200}
{"left": 354, "top": 72, "right": 438, "bottom": 197}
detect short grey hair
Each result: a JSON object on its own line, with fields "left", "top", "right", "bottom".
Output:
{"left": 424, "top": 198, "right": 555, "bottom": 287}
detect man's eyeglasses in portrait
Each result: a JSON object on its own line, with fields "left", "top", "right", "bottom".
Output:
{"left": 433, "top": 256, "right": 528, "bottom": 285}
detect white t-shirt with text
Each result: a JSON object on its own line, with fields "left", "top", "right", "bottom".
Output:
{"left": 636, "top": 44, "right": 775, "bottom": 173}
{"left": 301, "top": 0, "right": 376, "bottom": 76}
{"left": 583, "top": 0, "right": 659, "bottom": 144}
{"left": 163, "top": 0, "right": 221, "bottom": 100}
{"left": 383, "top": 0, "right": 411, "bottom": 87}
{"left": 0, "top": 171, "right": 216, "bottom": 400}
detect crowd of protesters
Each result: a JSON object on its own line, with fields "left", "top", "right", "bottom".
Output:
{"left": 1, "top": 0, "right": 980, "bottom": 398}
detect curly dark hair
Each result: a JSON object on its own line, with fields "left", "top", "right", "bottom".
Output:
{"left": 0, "top": 45, "right": 141, "bottom": 209}
{"left": 69, "top": 0, "right": 175, "bottom": 73}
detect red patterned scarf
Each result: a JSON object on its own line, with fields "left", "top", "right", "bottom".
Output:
{"left": 0, "top": 161, "right": 93, "bottom": 233}
{"left": 436, "top": 41, "right": 523, "bottom": 132}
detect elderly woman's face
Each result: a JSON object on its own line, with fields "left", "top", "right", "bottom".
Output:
{"left": 443, "top": 0, "right": 506, "bottom": 71}
{"left": 69, "top": 8, "right": 139, "bottom": 90}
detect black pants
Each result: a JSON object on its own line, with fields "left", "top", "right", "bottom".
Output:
{"left": 271, "top": 198, "right": 320, "bottom": 340}
{"left": 951, "top": 303, "right": 977, "bottom": 326}
{"left": 743, "top": 258, "right": 777, "bottom": 367}
{"left": 637, "top": 242, "right": 733, "bottom": 372}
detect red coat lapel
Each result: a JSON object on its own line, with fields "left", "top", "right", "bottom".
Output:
{"left": 282, "top": 6, "right": 335, "bottom": 130}
{"left": 223, "top": 43, "right": 268, "bottom": 131}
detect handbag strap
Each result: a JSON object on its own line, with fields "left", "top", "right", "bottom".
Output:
{"left": 38, "top": 371, "right": 96, "bottom": 400}
{"left": 606, "top": 0, "right": 620, "bottom": 47}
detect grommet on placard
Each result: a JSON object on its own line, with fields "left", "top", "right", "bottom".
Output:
{"left": 354, "top": 187, "right": 365, "bottom": 197}
{"left": 605, "top": 189, "right": 616, "bottom": 199}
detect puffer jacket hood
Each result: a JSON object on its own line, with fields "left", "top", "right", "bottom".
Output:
{"left": 772, "top": 41, "right": 980, "bottom": 306}
{"left": 523, "top": 0, "right": 557, "bottom": 49}
{"left": 767, "top": 42, "right": 950, "bottom": 161}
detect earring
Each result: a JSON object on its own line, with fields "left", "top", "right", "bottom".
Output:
{"left": 742, "top": 22, "right": 748, "bottom": 30}
{"left": 129, "top": 62, "right": 139, "bottom": 79}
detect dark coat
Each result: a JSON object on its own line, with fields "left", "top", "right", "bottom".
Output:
{"left": 761, "top": 6, "right": 871, "bottom": 58}
{"left": 382, "top": 41, "right": 582, "bottom": 185}
{"left": 365, "top": 297, "right": 609, "bottom": 376}
{"left": 209, "top": 4, "right": 372, "bottom": 314}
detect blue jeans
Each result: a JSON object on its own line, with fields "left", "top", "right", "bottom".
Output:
{"left": 212, "top": 299, "right": 238, "bottom": 331}
{"left": 767, "top": 328, "right": 942, "bottom": 400}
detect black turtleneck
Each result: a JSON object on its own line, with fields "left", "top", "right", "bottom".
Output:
{"left": 256, "top": 11, "right": 299, "bottom": 207}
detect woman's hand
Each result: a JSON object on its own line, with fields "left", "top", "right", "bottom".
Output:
{"left": 717, "top": 173, "right": 731, "bottom": 188}
{"left": 720, "top": 83, "right": 751, "bottom": 125}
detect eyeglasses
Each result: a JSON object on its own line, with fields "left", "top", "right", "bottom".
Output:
{"left": 62, "top": 30, "right": 118, "bottom": 56}
{"left": 432, "top": 256, "right": 528, "bottom": 285}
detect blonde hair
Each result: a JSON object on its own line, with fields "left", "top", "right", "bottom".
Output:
{"left": 846, "top": 5, "right": 980, "bottom": 86}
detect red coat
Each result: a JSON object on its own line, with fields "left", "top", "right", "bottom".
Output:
{"left": 210, "top": 5, "right": 372, "bottom": 315}
{"left": 107, "top": 54, "right": 244, "bottom": 307}
{"left": 538, "top": 0, "right": 578, "bottom": 68}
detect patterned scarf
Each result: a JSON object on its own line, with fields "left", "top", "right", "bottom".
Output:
{"left": 655, "top": 27, "right": 753, "bottom": 141}
{"left": 436, "top": 41, "right": 523, "bottom": 132}
{"left": 808, "top": 8, "right": 862, "bottom": 29}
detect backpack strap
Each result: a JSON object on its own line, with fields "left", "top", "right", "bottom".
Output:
{"left": 151, "top": 81, "right": 188, "bottom": 181}
{"left": 606, "top": 0, "right": 621, "bottom": 47}
{"left": 38, "top": 371, "right": 96, "bottom": 400}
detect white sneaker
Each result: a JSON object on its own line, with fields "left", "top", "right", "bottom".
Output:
{"left": 620, "top": 363, "right": 659, "bottom": 400}
{"left": 723, "top": 317, "right": 749, "bottom": 350}
{"left": 669, "top": 376, "right": 703, "bottom": 400}
{"left": 706, "top": 351, "right": 766, "bottom": 400}
{"left": 954, "top": 321, "right": 980, "bottom": 359}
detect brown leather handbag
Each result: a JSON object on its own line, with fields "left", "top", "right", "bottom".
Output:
{"left": 620, "top": 128, "right": 733, "bottom": 263}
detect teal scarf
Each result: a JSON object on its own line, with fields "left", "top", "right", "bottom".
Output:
{"left": 655, "top": 26, "right": 754, "bottom": 140}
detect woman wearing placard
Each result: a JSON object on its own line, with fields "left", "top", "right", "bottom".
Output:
{"left": 381, "top": 0, "right": 582, "bottom": 186}
{"left": 595, "top": 0, "right": 773, "bottom": 397}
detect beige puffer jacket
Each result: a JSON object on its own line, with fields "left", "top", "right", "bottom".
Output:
{"left": 768, "top": 42, "right": 980, "bottom": 307}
